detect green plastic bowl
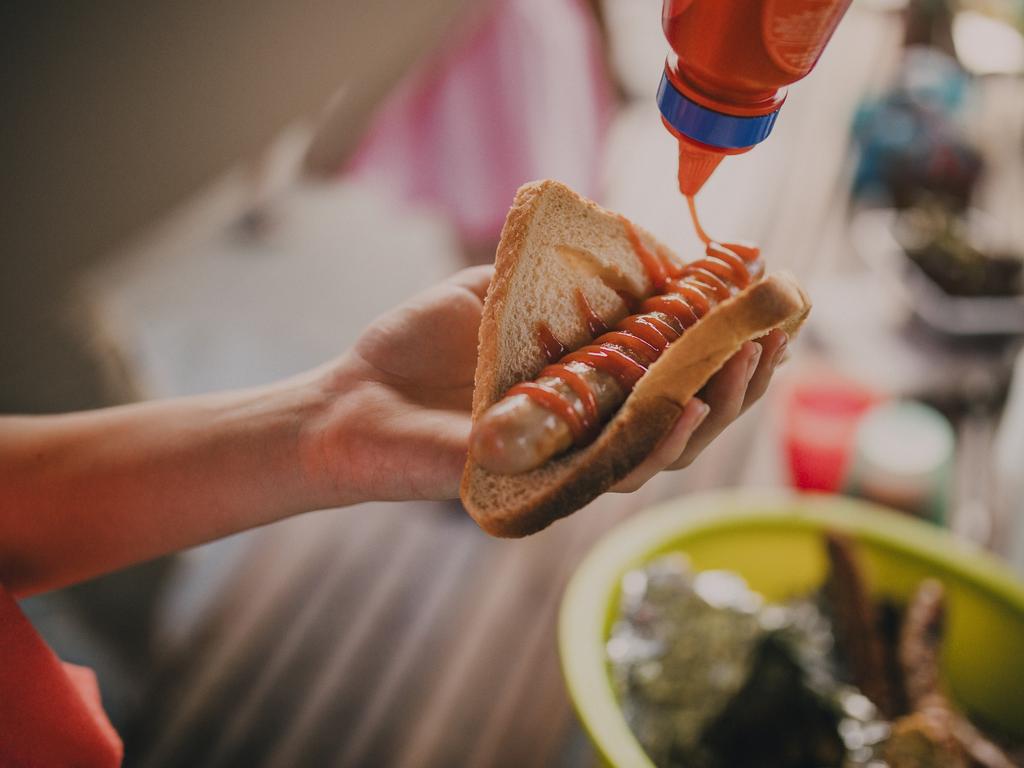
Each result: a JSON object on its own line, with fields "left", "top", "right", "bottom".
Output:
{"left": 559, "top": 490, "right": 1024, "bottom": 768}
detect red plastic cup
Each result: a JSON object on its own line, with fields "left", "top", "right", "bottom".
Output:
{"left": 783, "top": 372, "right": 882, "bottom": 492}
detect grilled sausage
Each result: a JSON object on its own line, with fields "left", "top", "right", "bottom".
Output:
{"left": 470, "top": 244, "right": 763, "bottom": 474}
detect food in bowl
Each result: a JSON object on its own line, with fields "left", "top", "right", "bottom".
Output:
{"left": 896, "top": 205, "right": 1022, "bottom": 299}
{"left": 607, "top": 532, "right": 1022, "bottom": 768}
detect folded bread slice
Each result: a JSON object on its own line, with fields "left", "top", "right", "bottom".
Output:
{"left": 461, "top": 180, "right": 811, "bottom": 537}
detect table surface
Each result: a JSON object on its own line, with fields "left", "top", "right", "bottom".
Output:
{"left": 118, "top": 10, "right": 1022, "bottom": 767}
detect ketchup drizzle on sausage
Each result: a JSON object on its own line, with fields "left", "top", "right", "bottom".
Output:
{"left": 642, "top": 294, "right": 700, "bottom": 328}
{"left": 683, "top": 256, "right": 740, "bottom": 287}
{"left": 540, "top": 364, "right": 600, "bottom": 431}
{"left": 722, "top": 241, "right": 760, "bottom": 262}
{"left": 594, "top": 331, "right": 660, "bottom": 363}
{"left": 677, "top": 281, "right": 715, "bottom": 315}
{"left": 705, "top": 243, "right": 750, "bottom": 287}
{"left": 564, "top": 345, "right": 648, "bottom": 391}
{"left": 509, "top": 224, "right": 759, "bottom": 446}
{"left": 683, "top": 268, "right": 732, "bottom": 301}
{"left": 506, "top": 381, "right": 584, "bottom": 437}
{"left": 616, "top": 314, "right": 678, "bottom": 352}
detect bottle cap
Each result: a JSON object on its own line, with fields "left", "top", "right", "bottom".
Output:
{"left": 657, "top": 69, "right": 781, "bottom": 150}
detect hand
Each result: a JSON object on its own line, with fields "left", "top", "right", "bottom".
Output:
{"left": 611, "top": 329, "right": 788, "bottom": 492}
{"left": 303, "top": 267, "right": 491, "bottom": 505}
{"left": 304, "top": 267, "right": 789, "bottom": 505}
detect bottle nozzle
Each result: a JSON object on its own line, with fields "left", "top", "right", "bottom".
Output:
{"left": 676, "top": 138, "right": 725, "bottom": 196}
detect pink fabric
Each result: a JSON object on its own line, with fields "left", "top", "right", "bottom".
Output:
{"left": 346, "top": 0, "right": 613, "bottom": 243}
{"left": 0, "top": 585, "right": 123, "bottom": 767}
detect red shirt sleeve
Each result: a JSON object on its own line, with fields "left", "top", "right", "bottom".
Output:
{"left": 0, "top": 584, "right": 123, "bottom": 767}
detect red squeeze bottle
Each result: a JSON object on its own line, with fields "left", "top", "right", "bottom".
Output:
{"left": 659, "top": 0, "right": 853, "bottom": 195}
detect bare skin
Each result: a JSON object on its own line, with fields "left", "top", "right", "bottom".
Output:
{"left": 0, "top": 266, "right": 786, "bottom": 596}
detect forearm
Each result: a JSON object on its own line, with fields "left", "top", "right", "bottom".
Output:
{"left": 0, "top": 373, "right": 344, "bottom": 596}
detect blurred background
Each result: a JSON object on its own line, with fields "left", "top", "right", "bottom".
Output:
{"left": 2, "top": 0, "right": 1024, "bottom": 765}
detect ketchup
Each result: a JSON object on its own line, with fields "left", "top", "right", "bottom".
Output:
{"left": 614, "top": 289, "right": 642, "bottom": 313}
{"left": 536, "top": 324, "right": 567, "bottom": 364}
{"left": 686, "top": 195, "right": 712, "bottom": 245}
{"left": 539, "top": 364, "right": 599, "bottom": 429}
{"left": 621, "top": 216, "right": 668, "bottom": 292}
{"left": 659, "top": 0, "right": 852, "bottom": 195}
{"left": 575, "top": 289, "right": 609, "bottom": 337}
{"left": 505, "top": 380, "right": 586, "bottom": 439}
{"left": 508, "top": 221, "right": 759, "bottom": 445}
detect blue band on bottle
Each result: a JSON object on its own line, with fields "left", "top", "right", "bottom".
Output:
{"left": 657, "top": 71, "right": 780, "bottom": 150}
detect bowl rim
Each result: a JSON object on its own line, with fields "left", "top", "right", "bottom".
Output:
{"left": 558, "top": 488, "right": 1024, "bottom": 768}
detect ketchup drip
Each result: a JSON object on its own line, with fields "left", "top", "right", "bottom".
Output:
{"left": 621, "top": 216, "right": 668, "bottom": 291}
{"left": 657, "top": 245, "right": 685, "bottom": 280}
{"left": 686, "top": 194, "right": 761, "bottom": 264}
{"left": 536, "top": 324, "right": 567, "bottom": 364}
{"left": 686, "top": 195, "right": 712, "bottom": 246}
{"left": 575, "top": 289, "right": 609, "bottom": 337}
{"left": 509, "top": 219, "right": 759, "bottom": 446}
{"left": 614, "top": 289, "right": 642, "bottom": 313}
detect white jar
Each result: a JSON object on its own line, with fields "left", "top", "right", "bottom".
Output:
{"left": 847, "top": 401, "right": 955, "bottom": 523}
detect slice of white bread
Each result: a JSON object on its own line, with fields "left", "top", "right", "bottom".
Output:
{"left": 461, "top": 180, "right": 811, "bottom": 537}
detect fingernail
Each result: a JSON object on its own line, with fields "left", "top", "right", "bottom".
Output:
{"left": 772, "top": 336, "right": 789, "bottom": 368}
{"left": 694, "top": 399, "right": 711, "bottom": 424}
{"left": 745, "top": 345, "right": 762, "bottom": 384}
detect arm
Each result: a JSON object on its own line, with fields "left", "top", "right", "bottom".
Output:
{"left": 0, "top": 378, "right": 332, "bottom": 596}
{"left": 0, "top": 266, "right": 785, "bottom": 596}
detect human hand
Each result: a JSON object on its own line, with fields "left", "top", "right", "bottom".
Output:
{"left": 610, "top": 329, "right": 787, "bottom": 492}
{"left": 302, "top": 267, "right": 491, "bottom": 506}
{"left": 302, "top": 267, "right": 788, "bottom": 506}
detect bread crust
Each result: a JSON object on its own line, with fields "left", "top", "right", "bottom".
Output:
{"left": 461, "top": 181, "right": 811, "bottom": 537}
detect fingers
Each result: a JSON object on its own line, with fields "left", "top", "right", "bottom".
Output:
{"left": 667, "top": 331, "right": 789, "bottom": 469}
{"left": 741, "top": 329, "right": 788, "bottom": 413}
{"left": 604, "top": 332, "right": 790, "bottom": 492}
{"left": 669, "top": 341, "right": 761, "bottom": 469}
{"left": 448, "top": 265, "right": 495, "bottom": 302}
{"left": 611, "top": 398, "right": 710, "bottom": 493}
